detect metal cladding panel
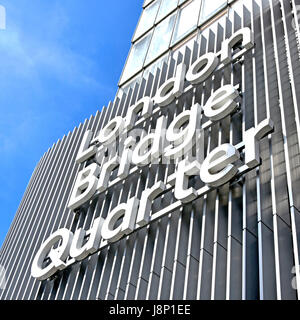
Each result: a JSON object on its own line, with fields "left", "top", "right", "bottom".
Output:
{"left": 1, "top": 0, "right": 300, "bottom": 300}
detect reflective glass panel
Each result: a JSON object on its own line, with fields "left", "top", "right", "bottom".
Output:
{"left": 144, "top": 0, "right": 155, "bottom": 7}
{"left": 172, "top": 0, "right": 201, "bottom": 45}
{"left": 156, "top": 0, "right": 178, "bottom": 22}
{"left": 134, "top": 1, "right": 160, "bottom": 41}
{"left": 143, "top": 53, "right": 169, "bottom": 78}
{"left": 200, "top": 0, "right": 227, "bottom": 23}
{"left": 145, "top": 13, "right": 176, "bottom": 64}
{"left": 121, "top": 32, "right": 152, "bottom": 83}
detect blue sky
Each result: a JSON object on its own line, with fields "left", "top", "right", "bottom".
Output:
{"left": 0, "top": 0, "right": 142, "bottom": 247}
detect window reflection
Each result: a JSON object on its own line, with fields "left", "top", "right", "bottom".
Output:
{"left": 145, "top": 13, "right": 176, "bottom": 65}
{"left": 172, "top": 0, "right": 201, "bottom": 45}
{"left": 121, "top": 32, "right": 152, "bottom": 83}
{"left": 156, "top": 0, "right": 178, "bottom": 23}
{"left": 200, "top": 0, "right": 227, "bottom": 23}
{"left": 121, "top": 0, "right": 230, "bottom": 84}
{"left": 134, "top": 1, "right": 161, "bottom": 41}
{"left": 143, "top": 53, "right": 169, "bottom": 80}
{"left": 144, "top": 0, "right": 156, "bottom": 7}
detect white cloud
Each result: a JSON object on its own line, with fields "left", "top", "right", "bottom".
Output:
{"left": 0, "top": 16, "right": 112, "bottom": 92}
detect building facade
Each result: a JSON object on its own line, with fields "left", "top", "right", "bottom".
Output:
{"left": 1, "top": 0, "right": 300, "bottom": 300}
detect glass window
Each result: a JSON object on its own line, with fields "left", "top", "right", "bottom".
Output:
{"left": 199, "top": 0, "right": 227, "bottom": 24}
{"left": 143, "top": 53, "right": 169, "bottom": 79}
{"left": 172, "top": 0, "right": 201, "bottom": 45}
{"left": 120, "top": 32, "right": 152, "bottom": 84}
{"left": 145, "top": 13, "right": 176, "bottom": 65}
{"left": 119, "top": 73, "right": 142, "bottom": 95}
{"left": 134, "top": 1, "right": 161, "bottom": 41}
{"left": 144, "top": 0, "right": 155, "bottom": 8}
{"left": 156, "top": 0, "right": 178, "bottom": 23}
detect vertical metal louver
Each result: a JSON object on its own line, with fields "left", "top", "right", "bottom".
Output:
{"left": 1, "top": 0, "right": 300, "bottom": 300}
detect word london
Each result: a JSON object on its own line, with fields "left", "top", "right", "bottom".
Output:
{"left": 31, "top": 28, "right": 274, "bottom": 280}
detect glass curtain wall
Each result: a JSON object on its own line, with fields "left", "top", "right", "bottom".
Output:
{"left": 120, "top": 0, "right": 228, "bottom": 85}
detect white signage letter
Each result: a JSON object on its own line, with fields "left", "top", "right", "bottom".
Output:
{"left": 186, "top": 52, "right": 219, "bottom": 84}
{"left": 203, "top": 85, "right": 240, "bottom": 121}
{"left": 221, "top": 27, "right": 254, "bottom": 64}
{"left": 200, "top": 144, "right": 240, "bottom": 187}
{"left": 154, "top": 63, "right": 186, "bottom": 107}
{"left": 244, "top": 119, "right": 274, "bottom": 169}
{"left": 95, "top": 116, "right": 125, "bottom": 146}
{"left": 132, "top": 116, "right": 167, "bottom": 166}
{"left": 101, "top": 197, "right": 140, "bottom": 243}
{"left": 174, "top": 160, "right": 201, "bottom": 203}
{"left": 136, "top": 181, "right": 166, "bottom": 227}
{"left": 117, "top": 137, "right": 135, "bottom": 179}
{"left": 31, "top": 229, "right": 73, "bottom": 280}
{"left": 76, "top": 130, "right": 97, "bottom": 164}
{"left": 125, "top": 97, "right": 153, "bottom": 130}
{"left": 97, "top": 155, "right": 120, "bottom": 193}
{"left": 68, "top": 163, "right": 100, "bottom": 211}
{"left": 164, "top": 103, "right": 201, "bottom": 160}
{"left": 69, "top": 217, "right": 104, "bottom": 261}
